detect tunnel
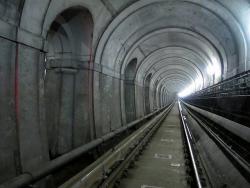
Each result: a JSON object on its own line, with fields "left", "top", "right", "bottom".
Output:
{"left": 0, "top": 0, "right": 249, "bottom": 188}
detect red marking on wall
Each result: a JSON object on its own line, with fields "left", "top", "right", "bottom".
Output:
{"left": 15, "top": 43, "right": 19, "bottom": 126}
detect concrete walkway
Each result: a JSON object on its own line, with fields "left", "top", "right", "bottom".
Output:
{"left": 120, "top": 103, "right": 188, "bottom": 188}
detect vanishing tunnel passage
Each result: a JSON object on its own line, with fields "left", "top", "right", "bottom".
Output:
{"left": 0, "top": 0, "right": 250, "bottom": 188}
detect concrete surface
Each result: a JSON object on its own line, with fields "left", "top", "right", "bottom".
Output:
{"left": 120, "top": 103, "right": 188, "bottom": 188}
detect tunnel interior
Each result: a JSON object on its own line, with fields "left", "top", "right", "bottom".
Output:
{"left": 0, "top": 0, "right": 250, "bottom": 187}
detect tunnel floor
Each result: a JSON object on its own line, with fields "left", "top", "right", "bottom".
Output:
{"left": 119, "top": 103, "right": 188, "bottom": 188}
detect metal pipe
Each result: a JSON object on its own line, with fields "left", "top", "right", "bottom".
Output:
{"left": 184, "top": 103, "right": 250, "bottom": 180}
{"left": 60, "top": 102, "right": 174, "bottom": 188}
{"left": 0, "top": 106, "right": 168, "bottom": 188}
{"left": 182, "top": 101, "right": 250, "bottom": 143}
{"left": 178, "top": 100, "right": 202, "bottom": 188}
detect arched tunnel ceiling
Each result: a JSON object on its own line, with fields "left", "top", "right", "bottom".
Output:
{"left": 95, "top": 0, "right": 249, "bottom": 97}
{"left": 155, "top": 72, "right": 195, "bottom": 94}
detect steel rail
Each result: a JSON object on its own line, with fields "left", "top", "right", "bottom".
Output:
{"left": 0, "top": 105, "right": 169, "bottom": 188}
{"left": 182, "top": 101, "right": 250, "bottom": 143}
{"left": 184, "top": 105, "right": 250, "bottom": 182}
{"left": 60, "top": 102, "right": 174, "bottom": 188}
{"left": 178, "top": 100, "right": 202, "bottom": 188}
{"left": 99, "top": 103, "right": 172, "bottom": 187}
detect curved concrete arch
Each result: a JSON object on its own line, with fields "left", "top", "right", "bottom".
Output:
{"left": 161, "top": 78, "right": 191, "bottom": 88}
{"left": 156, "top": 73, "right": 193, "bottom": 84}
{"left": 135, "top": 46, "right": 211, "bottom": 71}
{"left": 155, "top": 69, "right": 196, "bottom": 86}
{"left": 94, "top": 0, "right": 247, "bottom": 78}
{"left": 156, "top": 74, "right": 194, "bottom": 93}
{"left": 158, "top": 81, "right": 188, "bottom": 97}
{"left": 161, "top": 81, "right": 189, "bottom": 95}
{"left": 120, "top": 28, "right": 224, "bottom": 77}
{"left": 142, "top": 64, "right": 200, "bottom": 88}
{"left": 40, "top": 0, "right": 111, "bottom": 49}
{"left": 158, "top": 79, "right": 188, "bottom": 105}
{"left": 154, "top": 71, "right": 195, "bottom": 102}
{"left": 15, "top": 0, "right": 250, "bottom": 71}
{"left": 147, "top": 58, "right": 205, "bottom": 82}
{"left": 46, "top": 14, "right": 74, "bottom": 60}
{"left": 139, "top": 47, "right": 210, "bottom": 71}
{"left": 149, "top": 66, "right": 202, "bottom": 92}
{"left": 162, "top": 79, "right": 189, "bottom": 92}
{"left": 129, "top": 35, "right": 223, "bottom": 85}
{"left": 157, "top": 80, "right": 191, "bottom": 98}
{"left": 45, "top": 7, "right": 94, "bottom": 63}
{"left": 141, "top": 58, "right": 205, "bottom": 87}
{"left": 133, "top": 46, "right": 211, "bottom": 86}
{"left": 155, "top": 74, "right": 194, "bottom": 90}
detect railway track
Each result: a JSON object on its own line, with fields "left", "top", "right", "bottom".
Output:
{"left": 59, "top": 101, "right": 250, "bottom": 188}
{"left": 182, "top": 102, "right": 250, "bottom": 187}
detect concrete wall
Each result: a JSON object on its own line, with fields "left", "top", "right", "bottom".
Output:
{"left": 0, "top": 37, "right": 19, "bottom": 183}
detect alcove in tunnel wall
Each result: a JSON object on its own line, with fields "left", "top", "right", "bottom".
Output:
{"left": 45, "top": 7, "right": 94, "bottom": 158}
{"left": 124, "top": 58, "right": 137, "bottom": 123}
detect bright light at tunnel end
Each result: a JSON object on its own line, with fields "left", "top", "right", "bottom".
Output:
{"left": 178, "top": 85, "right": 194, "bottom": 98}
{"left": 178, "top": 60, "right": 221, "bottom": 98}
{"left": 178, "top": 78, "right": 202, "bottom": 98}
